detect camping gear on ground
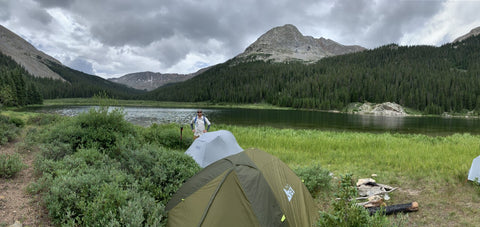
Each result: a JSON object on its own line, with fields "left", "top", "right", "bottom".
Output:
{"left": 185, "top": 130, "right": 243, "bottom": 168}
{"left": 166, "top": 148, "right": 317, "bottom": 227}
{"left": 468, "top": 155, "right": 480, "bottom": 183}
{"left": 355, "top": 178, "right": 418, "bottom": 216}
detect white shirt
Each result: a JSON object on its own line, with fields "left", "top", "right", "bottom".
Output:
{"left": 191, "top": 115, "right": 211, "bottom": 136}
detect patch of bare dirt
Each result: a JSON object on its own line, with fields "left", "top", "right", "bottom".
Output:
{"left": 0, "top": 140, "right": 51, "bottom": 226}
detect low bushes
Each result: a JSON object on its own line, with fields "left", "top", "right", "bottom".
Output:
{"left": 29, "top": 107, "right": 200, "bottom": 226}
{"left": 294, "top": 163, "right": 332, "bottom": 196}
{"left": 0, "top": 153, "right": 25, "bottom": 178}
{"left": 0, "top": 114, "right": 22, "bottom": 145}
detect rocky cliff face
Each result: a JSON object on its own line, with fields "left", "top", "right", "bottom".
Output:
{"left": 0, "top": 25, "right": 64, "bottom": 80}
{"left": 235, "top": 24, "right": 366, "bottom": 63}
{"left": 453, "top": 26, "right": 480, "bottom": 43}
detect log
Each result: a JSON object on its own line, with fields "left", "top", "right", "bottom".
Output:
{"left": 367, "top": 201, "right": 418, "bottom": 215}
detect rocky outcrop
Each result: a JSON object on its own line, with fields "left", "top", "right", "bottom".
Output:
{"left": 352, "top": 102, "right": 407, "bottom": 116}
{"left": 0, "top": 25, "right": 64, "bottom": 81}
{"left": 453, "top": 26, "right": 480, "bottom": 43}
{"left": 234, "top": 24, "right": 366, "bottom": 63}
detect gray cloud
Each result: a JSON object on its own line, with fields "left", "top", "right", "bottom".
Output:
{"left": 2, "top": 0, "right": 480, "bottom": 77}
{"left": 67, "top": 57, "right": 95, "bottom": 75}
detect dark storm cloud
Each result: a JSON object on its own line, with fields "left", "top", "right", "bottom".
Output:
{"left": 324, "top": 0, "right": 447, "bottom": 47}
{"left": 33, "top": 0, "right": 75, "bottom": 8}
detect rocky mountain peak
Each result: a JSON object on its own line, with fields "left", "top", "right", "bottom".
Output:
{"left": 0, "top": 25, "right": 64, "bottom": 80}
{"left": 453, "top": 26, "right": 480, "bottom": 43}
{"left": 235, "top": 24, "right": 366, "bottom": 63}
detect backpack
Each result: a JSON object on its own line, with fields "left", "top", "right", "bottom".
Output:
{"left": 194, "top": 115, "right": 207, "bottom": 125}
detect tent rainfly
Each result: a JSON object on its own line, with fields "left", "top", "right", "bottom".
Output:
{"left": 468, "top": 155, "right": 480, "bottom": 183}
{"left": 166, "top": 148, "right": 317, "bottom": 227}
{"left": 185, "top": 130, "right": 243, "bottom": 168}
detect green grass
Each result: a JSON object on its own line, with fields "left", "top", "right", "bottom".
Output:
{"left": 217, "top": 125, "right": 480, "bottom": 226}
{"left": 221, "top": 125, "right": 479, "bottom": 182}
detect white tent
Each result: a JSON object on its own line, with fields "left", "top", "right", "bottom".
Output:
{"left": 185, "top": 130, "right": 243, "bottom": 168}
{"left": 468, "top": 155, "right": 480, "bottom": 183}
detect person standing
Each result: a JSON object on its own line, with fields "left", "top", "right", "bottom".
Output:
{"left": 190, "top": 109, "right": 211, "bottom": 140}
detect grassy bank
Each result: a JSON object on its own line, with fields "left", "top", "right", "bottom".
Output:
{"left": 218, "top": 125, "right": 480, "bottom": 226}
{"left": 41, "top": 98, "right": 290, "bottom": 110}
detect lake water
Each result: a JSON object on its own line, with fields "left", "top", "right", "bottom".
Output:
{"left": 29, "top": 106, "right": 480, "bottom": 136}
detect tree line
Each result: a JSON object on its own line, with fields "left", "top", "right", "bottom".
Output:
{"left": 143, "top": 35, "right": 480, "bottom": 114}
{"left": 0, "top": 53, "right": 43, "bottom": 107}
{"left": 0, "top": 51, "right": 145, "bottom": 107}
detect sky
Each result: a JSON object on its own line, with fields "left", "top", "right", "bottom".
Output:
{"left": 1, "top": 0, "right": 480, "bottom": 79}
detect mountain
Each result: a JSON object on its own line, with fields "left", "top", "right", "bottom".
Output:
{"left": 234, "top": 24, "right": 366, "bottom": 63}
{"left": 0, "top": 25, "right": 144, "bottom": 101}
{"left": 109, "top": 67, "right": 210, "bottom": 91}
{"left": 0, "top": 25, "right": 64, "bottom": 81}
{"left": 453, "top": 26, "right": 480, "bottom": 43}
{"left": 144, "top": 28, "right": 480, "bottom": 114}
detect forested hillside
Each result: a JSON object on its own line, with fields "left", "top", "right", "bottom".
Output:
{"left": 0, "top": 53, "right": 42, "bottom": 106}
{"left": 144, "top": 35, "right": 480, "bottom": 114}
{"left": 31, "top": 62, "right": 145, "bottom": 99}
{"left": 0, "top": 51, "right": 145, "bottom": 106}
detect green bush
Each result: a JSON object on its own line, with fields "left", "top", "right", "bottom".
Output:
{"left": 294, "top": 163, "right": 332, "bottom": 196}
{"left": 0, "top": 115, "right": 20, "bottom": 145}
{"left": 29, "top": 110, "right": 202, "bottom": 226}
{"left": 317, "top": 174, "right": 392, "bottom": 227}
{"left": 140, "top": 123, "right": 193, "bottom": 150}
{"left": 8, "top": 116, "right": 25, "bottom": 127}
{"left": 27, "top": 113, "right": 60, "bottom": 126}
{"left": 118, "top": 143, "right": 201, "bottom": 204}
{"left": 37, "top": 107, "right": 136, "bottom": 159}
{"left": 0, "top": 153, "right": 26, "bottom": 178}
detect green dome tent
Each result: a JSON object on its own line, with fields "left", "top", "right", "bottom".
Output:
{"left": 166, "top": 148, "right": 317, "bottom": 227}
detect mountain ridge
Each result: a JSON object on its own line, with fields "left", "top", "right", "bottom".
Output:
{"left": 0, "top": 25, "right": 64, "bottom": 81}
{"left": 108, "top": 67, "right": 210, "bottom": 91}
{"left": 234, "top": 24, "right": 366, "bottom": 63}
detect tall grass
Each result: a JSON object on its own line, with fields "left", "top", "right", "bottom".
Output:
{"left": 221, "top": 125, "right": 480, "bottom": 184}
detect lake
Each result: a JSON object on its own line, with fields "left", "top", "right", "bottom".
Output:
{"left": 29, "top": 106, "right": 480, "bottom": 136}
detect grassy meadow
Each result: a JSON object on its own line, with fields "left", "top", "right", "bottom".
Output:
{"left": 218, "top": 125, "right": 480, "bottom": 226}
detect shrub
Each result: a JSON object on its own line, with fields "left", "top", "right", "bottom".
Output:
{"left": 317, "top": 174, "right": 392, "bottom": 227}
{"left": 8, "top": 116, "right": 25, "bottom": 127}
{"left": 0, "top": 115, "right": 20, "bottom": 145}
{"left": 294, "top": 163, "right": 332, "bottom": 196}
{"left": 140, "top": 123, "right": 193, "bottom": 150}
{"left": 29, "top": 107, "right": 201, "bottom": 226}
{"left": 118, "top": 144, "right": 201, "bottom": 204}
{"left": 37, "top": 107, "right": 136, "bottom": 158}
{"left": 0, "top": 153, "right": 26, "bottom": 178}
{"left": 26, "top": 113, "right": 60, "bottom": 126}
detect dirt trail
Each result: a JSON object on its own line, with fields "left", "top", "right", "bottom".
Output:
{"left": 0, "top": 141, "right": 51, "bottom": 226}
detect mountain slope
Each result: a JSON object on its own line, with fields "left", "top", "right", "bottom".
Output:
{"left": 234, "top": 24, "right": 366, "bottom": 63}
{"left": 0, "top": 25, "right": 64, "bottom": 81}
{"left": 144, "top": 34, "right": 480, "bottom": 113}
{"left": 0, "top": 25, "right": 144, "bottom": 100}
{"left": 454, "top": 26, "right": 480, "bottom": 43}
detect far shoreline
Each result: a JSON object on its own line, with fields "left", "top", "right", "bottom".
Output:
{"left": 15, "top": 98, "right": 480, "bottom": 119}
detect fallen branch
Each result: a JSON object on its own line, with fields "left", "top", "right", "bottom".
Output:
{"left": 366, "top": 201, "right": 419, "bottom": 216}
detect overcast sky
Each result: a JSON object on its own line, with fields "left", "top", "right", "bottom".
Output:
{"left": 1, "top": 0, "right": 480, "bottom": 78}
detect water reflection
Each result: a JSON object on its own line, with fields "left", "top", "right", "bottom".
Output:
{"left": 352, "top": 115, "right": 405, "bottom": 130}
